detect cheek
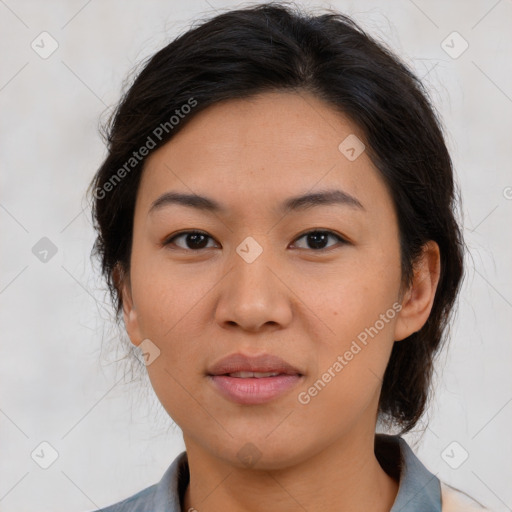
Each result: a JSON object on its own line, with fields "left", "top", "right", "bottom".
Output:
{"left": 296, "top": 303, "right": 398, "bottom": 440}
{"left": 312, "top": 287, "right": 399, "bottom": 393}
{"left": 130, "top": 251, "right": 210, "bottom": 339}
{"left": 315, "top": 254, "right": 401, "bottom": 346}
{"left": 129, "top": 260, "right": 210, "bottom": 424}
{"left": 299, "top": 254, "right": 401, "bottom": 413}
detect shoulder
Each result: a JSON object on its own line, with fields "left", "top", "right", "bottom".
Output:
{"left": 441, "top": 482, "right": 492, "bottom": 512}
{"left": 88, "top": 483, "right": 158, "bottom": 511}
{"left": 84, "top": 451, "right": 188, "bottom": 512}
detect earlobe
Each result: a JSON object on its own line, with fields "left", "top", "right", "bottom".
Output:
{"left": 393, "top": 241, "right": 441, "bottom": 342}
{"left": 114, "top": 265, "right": 143, "bottom": 348}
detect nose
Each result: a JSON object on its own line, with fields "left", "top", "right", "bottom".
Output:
{"left": 214, "top": 244, "right": 293, "bottom": 333}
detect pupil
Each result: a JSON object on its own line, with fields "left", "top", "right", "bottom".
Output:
{"left": 308, "top": 232, "right": 327, "bottom": 249}
{"left": 188, "top": 233, "right": 208, "bottom": 249}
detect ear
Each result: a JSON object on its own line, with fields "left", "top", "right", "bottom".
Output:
{"left": 394, "top": 241, "right": 441, "bottom": 342}
{"left": 113, "top": 264, "right": 144, "bottom": 348}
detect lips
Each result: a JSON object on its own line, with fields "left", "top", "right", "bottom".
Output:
{"left": 227, "top": 371, "right": 282, "bottom": 378}
{"left": 207, "top": 353, "right": 304, "bottom": 405}
{"left": 207, "top": 352, "right": 303, "bottom": 377}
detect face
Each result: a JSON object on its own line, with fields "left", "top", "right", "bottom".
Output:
{"left": 121, "top": 91, "right": 438, "bottom": 469}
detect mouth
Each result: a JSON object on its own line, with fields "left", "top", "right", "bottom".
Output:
{"left": 220, "top": 371, "right": 289, "bottom": 378}
{"left": 207, "top": 352, "right": 303, "bottom": 376}
{"left": 207, "top": 353, "right": 304, "bottom": 405}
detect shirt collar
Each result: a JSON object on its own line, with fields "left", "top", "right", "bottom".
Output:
{"left": 153, "top": 434, "right": 441, "bottom": 511}
{"left": 378, "top": 434, "right": 442, "bottom": 511}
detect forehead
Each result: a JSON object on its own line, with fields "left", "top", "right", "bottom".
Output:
{"left": 137, "top": 91, "right": 389, "bottom": 217}
{"left": 151, "top": 91, "right": 365, "bottom": 161}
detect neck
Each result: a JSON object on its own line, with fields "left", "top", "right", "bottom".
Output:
{"left": 182, "top": 430, "right": 399, "bottom": 512}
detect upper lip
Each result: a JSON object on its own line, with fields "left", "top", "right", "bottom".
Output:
{"left": 207, "top": 353, "right": 303, "bottom": 376}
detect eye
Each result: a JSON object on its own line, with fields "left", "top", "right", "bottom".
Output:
{"left": 163, "top": 229, "right": 348, "bottom": 252}
{"left": 291, "top": 230, "right": 347, "bottom": 251}
{"left": 163, "top": 230, "right": 218, "bottom": 250}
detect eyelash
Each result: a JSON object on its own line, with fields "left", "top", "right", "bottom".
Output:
{"left": 162, "top": 229, "right": 348, "bottom": 252}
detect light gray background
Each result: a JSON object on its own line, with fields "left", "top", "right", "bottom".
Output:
{"left": 1, "top": 0, "right": 511, "bottom": 511}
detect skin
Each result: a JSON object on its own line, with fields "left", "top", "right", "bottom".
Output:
{"left": 119, "top": 91, "right": 441, "bottom": 512}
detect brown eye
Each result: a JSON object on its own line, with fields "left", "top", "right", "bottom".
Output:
{"left": 164, "top": 231, "right": 218, "bottom": 250}
{"left": 163, "top": 229, "right": 347, "bottom": 252}
{"left": 292, "top": 230, "right": 347, "bottom": 251}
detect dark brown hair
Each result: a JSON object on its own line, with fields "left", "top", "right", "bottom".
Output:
{"left": 88, "top": 2, "right": 465, "bottom": 433}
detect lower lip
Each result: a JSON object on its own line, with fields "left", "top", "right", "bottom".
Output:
{"left": 209, "top": 374, "right": 302, "bottom": 405}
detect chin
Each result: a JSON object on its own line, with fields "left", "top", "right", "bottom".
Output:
{"left": 208, "top": 433, "right": 313, "bottom": 471}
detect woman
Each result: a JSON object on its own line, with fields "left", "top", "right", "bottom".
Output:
{"left": 87, "top": 3, "right": 489, "bottom": 511}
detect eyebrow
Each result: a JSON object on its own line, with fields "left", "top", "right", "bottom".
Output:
{"left": 148, "top": 188, "right": 365, "bottom": 216}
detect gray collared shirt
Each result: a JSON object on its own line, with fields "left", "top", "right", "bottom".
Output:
{"left": 93, "top": 434, "right": 441, "bottom": 511}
